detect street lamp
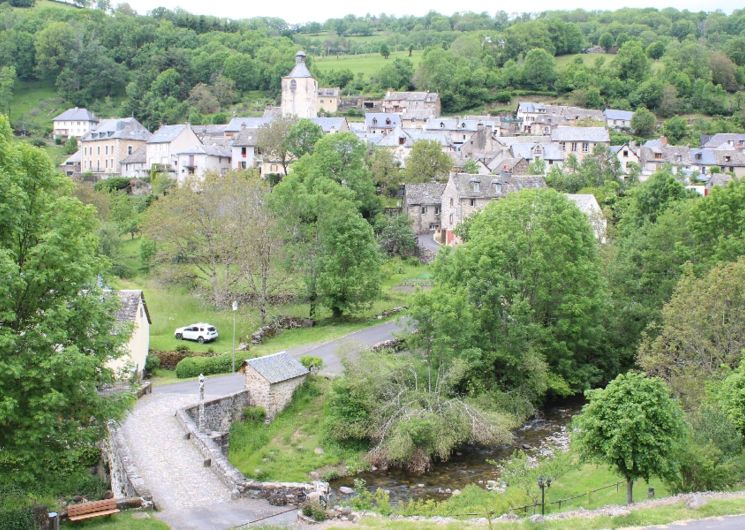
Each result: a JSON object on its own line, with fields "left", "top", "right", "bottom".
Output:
{"left": 231, "top": 300, "right": 238, "bottom": 373}
{"left": 537, "top": 476, "right": 552, "bottom": 516}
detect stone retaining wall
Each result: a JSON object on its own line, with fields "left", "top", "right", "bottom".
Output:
{"left": 175, "top": 390, "right": 325, "bottom": 506}
{"left": 104, "top": 421, "right": 153, "bottom": 504}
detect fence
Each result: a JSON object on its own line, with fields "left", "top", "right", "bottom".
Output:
{"left": 509, "top": 481, "right": 625, "bottom": 516}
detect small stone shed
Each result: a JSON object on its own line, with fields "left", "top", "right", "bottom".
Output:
{"left": 241, "top": 351, "right": 309, "bottom": 421}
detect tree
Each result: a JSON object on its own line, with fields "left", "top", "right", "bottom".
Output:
{"left": 631, "top": 107, "right": 656, "bottom": 137}
{"left": 109, "top": 192, "right": 140, "bottom": 239}
{"left": 638, "top": 258, "right": 745, "bottom": 405}
{"left": 380, "top": 43, "right": 390, "bottom": 59}
{"left": 377, "top": 58, "right": 413, "bottom": 90}
{"left": 285, "top": 119, "right": 324, "bottom": 160}
{"left": 646, "top": 41, "right": 665, "bottom": 60}
{"left": 599, "top": 33, "right": 614, "bottom": 52}
{"left": 414, "top": 189, "right": 611, "bottom": 395}
{"left": 718, "top": 357, "right": 745, "bottom": 437}
{"left": 369, "top": 147, "right": 402, "bottom": 197}
{"left": 187, "top": 83, "right": 220, "bottom": 114}
{"left": 710, "top": 51, "right": 739, "bottom": 93}
{"left": 573, "top": 372, "right": 686, "bottom": 504}
{"left": 375, "top": 214, "right": 417, "bottom": 258}
{"left": 613, "top": 40, "right": 651, "bottom": 82}
{"left": 257, "top": 116, "right": 296, "bottom": 176}
{"left": 64, "top": 135, "right": 78, "bottom": 155}
{"left": 404, "top": 140, "right": 452, "bottom": 183}
{"left": 463, "top": 159, "right": 480, "bottom": 174}
{"left": 34, "top": 22, "right": 77, "bottom": 79}
{"left": 522, "top": 48, "right": 556, "bottom": 90}
{"left": 0, "top": 66, "right": 15, "bottom": 116}
{"left": 662, "top": 116, "right": 689, "bottom": 144}
{"left": 0, "top": 116, "right": 126, "bottom": 486}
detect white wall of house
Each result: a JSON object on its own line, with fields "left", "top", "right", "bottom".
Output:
{"left": 146, "top": 127, "right": 202, "bottom": 172}
{"left": 175, "top": 153, "right": 231, "bottom": 184}
{"left": 53, "top": 120, "right": 98, "bottom": 139}
{"left": 231, "top": 145, "right": 256, "bottom": 170}
{"left": 108, "top": 300, "right": 150, "bottom": 379}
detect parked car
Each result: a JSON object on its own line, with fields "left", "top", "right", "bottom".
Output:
{"left": 174, "top": 323, "right": 219, "bottom": 343}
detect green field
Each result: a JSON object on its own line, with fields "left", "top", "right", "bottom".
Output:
{"left": 314, "top": 50, "right": 423, "bottom": 77}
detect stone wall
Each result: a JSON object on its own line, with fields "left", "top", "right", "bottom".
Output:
{"left": 175, "top": 397, "right": 326, "bottom": 506}
{"left": 103, "top": 421, "right": 153, "bottom": 504}
{"left": 184, "top": 389, "right": 250, "bottom": 434}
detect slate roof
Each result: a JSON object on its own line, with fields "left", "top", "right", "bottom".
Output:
{"left": 365, "top": 113, "right": 401, "bottom": 129}
{"left": 318, "top": 87, "right": 340, "bottom": 97}
{"left": 311, "top": 117, "right": 348, "bottom": 132}
{"left": 53, "top": 107, "right": 98, "bottom": 122}
{"left": 405, "top": 183, "right": 446, "bottom": 206}
{"left": 701, "top": 133, "right": 745, "bottom": 149}
{"left": 487, "top": 156, "right": 526, "bottom": 173}
{"left": 518, "top": 102, "right": 605, "bottom": 122}
{"left": 604, "top": 109, "right": 633, "bottom": 121}
{"left": 384, "top": 91, "right": 438, "bottom": 103}
{"left": 450, "top": 173, "right": 546, "bottom": 199}
{"left": 121, "top": 145, "right": 146, "bottom": 165}
{"left": 510, "top": 142, "right": 565, "bottom": 161}
{"left": 285, "top": 51, "right": 313, "bottom": 79}
{"left": 149, "top": 124, "right": 189, "bottom": 144}
{"left": 497, "top": 136, "right": 552, "bottom": 147}
{"left": 245, "top": 351, "right": 309, "bottom": 384}
{"left": 232, "top": 128, "right": 258, "bottom": 147}
{"left": 551, "top": 126, "right": 609, "bottom": 143}
{"left": 177, "top": 143, "right": 231, "bottom": 157}
{"left": 565, "top": 193, "right": 603, "bottom": 216}
{"left": 63, "top": 150, "right": 82, "bottom": 164}
{"left": 424, "top": 118, "right": 480, "bottom": 132}
{"left": 226, "top": 117, "right": 272, "bottom": 133}
{"left": 192, "top": 124, "right": 228, "bottom": 140}
{"left": 116, "top": 290, "right": 151, "bottom": 324}
{"left": 82, "top": 118, "right": 151, "bottom": 142}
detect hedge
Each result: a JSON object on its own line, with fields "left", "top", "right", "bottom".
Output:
{"left": 175, "top": 352, "right": 234, "bottom": 378}
{"left": 94, "top": 177, "right": 131, "bottom": 192}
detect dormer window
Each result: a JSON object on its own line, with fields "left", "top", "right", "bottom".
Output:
{"left": 440, "top": 122, "right": 445, "bottom": 128}
{"left": 372, "top": 118, "right": 378, "bottom": 125}
{"left": 695, "top": 153, "right": 702, "bottom": 160}
{"left": 398, "top": 136, "right": 405, "bottom": 145}
{"left": 461, "top": 122, "right": 466, "bottom": 128}
{"left": 725, "top": 155, "right": 732, "bottom": 162}
{"left": 470, "top": 180, "right": 480, "bottom": 193}
{"left": 386, "top": 118, "right": 391, "bottom": 125}
{"left": 492, "top": 181, "right": 502, "bottom": 194}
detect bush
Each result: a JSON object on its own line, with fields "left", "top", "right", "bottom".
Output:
{"left": 300, "top": 355, "right": 323, "bottom": 372}
{"left": 175, "top": 352, "right": 233, "bottom": 378}
{"left": 31, "top": 137, "right": 47, "bottom": 147}
{"left": 94, "top": 177, "right": 131, "bottom": 193}
{"left": 494, "top": 90, "right": 513, "bottom": 104}
{"left": 302, "top": 501, "right": 328, "bottom": 521}
{"left": 242, "top": 406, "right": 266, "bottom": 423}
{"left": 144, "top": 354, "right": 160, "bottom": 376}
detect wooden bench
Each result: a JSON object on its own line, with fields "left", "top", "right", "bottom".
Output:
{"left": 67, "top": 498, "right": 120, "bottom": 522}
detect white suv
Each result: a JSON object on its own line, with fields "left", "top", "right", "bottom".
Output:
{"left": 175, "top": 323, "right": 219, "bottom": 343}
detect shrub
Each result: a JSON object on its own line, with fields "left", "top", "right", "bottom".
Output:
{"left": 301, "top": 501, "right": 328, "bottom": 521}
{"left": 144, "top": 354, "right": 160, "bottom": 376}
{"left": 242, "top": 406, "right": 266, "bottom": 423}
{"left": 300, "top": 355, "right": 323, "bottom": 372}
{"left": 175, "top": 352, "right": 233, "bottom": 378}
{"left": 31, "top": 137, "right": 46, "bottom": 147}
{"left": 94, "top": 177, "right": 130, "bottom": 193}
{"left": 494, "top": 90, "right": 513, "bottom": 103}
{"left": 175, "top": 344, "right": 191, "bottom": 354}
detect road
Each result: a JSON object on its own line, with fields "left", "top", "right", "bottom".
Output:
{"left": 155, "top": 317, "right": 410, "bottom": 396}
{"left": 417, "top": 232, "right": 441, "bottom": 254}
{"left": 647, "top": 515, "right": 745, "bottom": 529}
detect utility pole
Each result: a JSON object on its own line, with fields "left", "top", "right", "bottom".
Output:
{"left": 231, "top": 300, "right": 238, "bottom": 372}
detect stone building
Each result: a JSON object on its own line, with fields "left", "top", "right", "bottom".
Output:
{"left": 551, "top": 126, "right": 610, "bottom": 163}
{"left": 242, "top": 352, "right": 309, "bottom": 421}
{"left": 382, "top": 91, "right": 441, "bottom": 117}
{"left": 79, "top": 118, "right": 151, "bottom": 177}
{"left": 440, "top": 173, "right": 546, "bottom": 245}
{"left": 317, "top": 87, "right": 340, "bottom": 114}
{"left": 281, "top": 51, "right": 318, "bottom": 119}
{"left": 404, "top": 182, "right": 446, "bottom": 234}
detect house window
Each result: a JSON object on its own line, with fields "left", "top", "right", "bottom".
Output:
{"left": 421, "top": 206, "right": 427, "bottom": 214}
{"left": 449, "top": 213, "right": 453, "bottom": 224}
{"left": 97, "top": 146, "right": 100, "bottom": 155}
{"left": 399, "top": 136, "right": 405, "bottom": 146}
{"left": 240, "top": 161, "right": 247, "bottom": 169}
{"left": 623, "top": 150, "right": 629, "bottom": 157}
{"left": 128, "top": 145, "right": 133, "bottom": 155}
{"left": 105, "top": 145, "right": 109, "bottom": 155}
{"left": 560, "top": 142, "right": 566, "bottom": 151}
{"left": 469, "top": 199, "right": 476, "bottom": 206}
{"left": 471, "top": 181, "right": 480, "bottom": 193}
{"left": 571, "top": 143, "right": 577, "bottom": 152}
{"left": 493, "top": 183, "right": 502, "bottom": 194}
{"left": 582, "top": 142, "right": 589, "bottom": 152}
{"left": 290, "top": 79, "right": 297, "bottom": 91}
{"left": 434, "top": 206, "right": 440, "bottom": 215}
{"left": 725, "top": 156, "right": 732, "bottom": 162}
{"left": 449, "top": 197, "right": 453, "bottom": 206}
{"left": 241, "top": 147, "right": 247, "bottom": 157}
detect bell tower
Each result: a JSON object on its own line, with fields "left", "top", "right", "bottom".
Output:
{"left": 281, "top": 51, "right": 318, "bottom": 118}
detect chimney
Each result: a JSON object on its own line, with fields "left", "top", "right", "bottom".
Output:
{"left": 659, "top": 136, "right": 668, "bottom": 146}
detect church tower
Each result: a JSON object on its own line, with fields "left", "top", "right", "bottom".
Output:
{"left": 281, "top": 51, "right": 318, "bottom": 118}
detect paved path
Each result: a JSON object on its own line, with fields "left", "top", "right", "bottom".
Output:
{"left": 155, "top": 317, "right": 410, "bottom": 396}
{"left": 122, "top": 393, "right": 297, "bottom": 529}
{"left": 417, "top": 232, "right": 441, "bottom": 254}
{"left": 647, "top": 514, "right": 745, "bottom": 529}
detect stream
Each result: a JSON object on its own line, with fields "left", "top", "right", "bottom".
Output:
{"left": 330, "top": 399, "right": 583, "bottom": 504}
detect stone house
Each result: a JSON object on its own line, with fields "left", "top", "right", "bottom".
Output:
{"left": 701, "top": 133, "right": 745, "bottom": 150}
{"left": 145, "top": 124, "right": 202, "bottom": 176}
{"left": 59, "top": 149, "right": 81, "bottom": 177}
{"left": 604, "top": 109, "right": 633, "bottom": 130}
{"left": 242, "top": 352, "right": 309, "bottom": 421}
{"left": 52, "top": 107, "right": 99, "bottom": 139}
{"left": 610, "top": 143, "right": 641, "bottom": 176}
{"left": 381, "top": 91, "right": 440, "bottom": 117}
{"left": 404, "top": 182, "right": 446, "bottom": 233}
{"left": 110, "top": 290, "right": 151, "bottom": 379}
{"left": 487, "top": 156, "right": 529, "bottom": 175}
{"left": 691, "top": 148, "right": 745, "bottom": 178}
{"left": 440, "top": 173, "right": 546, "bottom": 245}
{"left": 281, "top": 51, "right": 318, "bottom": 119}
{"left": 120, "top": 145, "right": 147, "bottom": 178}
{"left": 516, "top": 102, "right": 604, "bottom": 133}
{"left": 231, "top": 128, "right": 259, "bottom": 170}
{"left": 79, "top": 118, "right": 151, "bottom": 177}
{"left": 317, "top": 87, "right": 340, "bottom": 114}
{"left": 551, "top": 126, "right": 610, "bottom": 163}
{"left": 365, "top": 113, "right": 401, "bottom": 135}
{"left": 224, "top": 117, "right": 272, "bottom": 139}
{"left": 174, "top": 143, "right": 232, "bottom": 184}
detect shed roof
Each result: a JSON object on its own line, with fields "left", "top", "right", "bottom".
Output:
{"left": 405, "top": 183, "right": 446, "bottom": 206}
{"left": 116, "top": 290, "right": 151, "bottom": 324}
{"left": 121, "top": 145, "right": 146, "bottom": 164}
{"left": 449, "top": 173, "right": 546, "bottom": 199}
{"left": 245, "top": 351, "right": 309, "bottom": 384}
{"left": 604, "top": 109, "right": 633, "bottom": 121}
{"left": 82, "top": 118, "right": 151, "bottom": 142}
{"left": 149, "top": 124, "right": 189, "bottom": 144}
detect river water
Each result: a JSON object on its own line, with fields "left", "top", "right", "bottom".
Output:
{"left": 330, "top": 399, "right": 583, "bottom": 504}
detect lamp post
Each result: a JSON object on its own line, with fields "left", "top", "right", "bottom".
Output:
{"left": 198, "top": 373, "right": 205, "bottom": 433}
{"left": 231, "top": 300, "right": 238, "bottom": 373}
{"left": 537, "top": 476, "right": 552, "bottom": 516}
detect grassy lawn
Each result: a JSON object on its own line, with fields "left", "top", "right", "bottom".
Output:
{"left": 8, "top": 80, "right": 66, "bottom": 135}
{"left": 114, "top": 236, "right": 426, "bottom": 364}
{"left": 228, "top": 376, "right": 366, "bottom": 482}
{"left": 61, "top": 511, "right": 168, "bottom": 529}
{"left": 349, "top": 496, "right": 745, "bottom": 529}
{"left": 314, "top": 50, "right": 423, "bottom": 77}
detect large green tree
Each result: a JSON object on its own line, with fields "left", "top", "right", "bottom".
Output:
{"left": 404, "top": 140, "right": 452, "bottom": 183}
{"left": 0, "top": 116, "right": 126, "bottom": 486}
{"left": 574, "top": 372, "right": 686, "bottom": 505}
{"left": 413, "top": 189, "right": 611, "bottom": 396}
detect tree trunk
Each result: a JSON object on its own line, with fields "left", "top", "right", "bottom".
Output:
{"left": 626, "top": 478, "right": 634, "bottom": 505}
